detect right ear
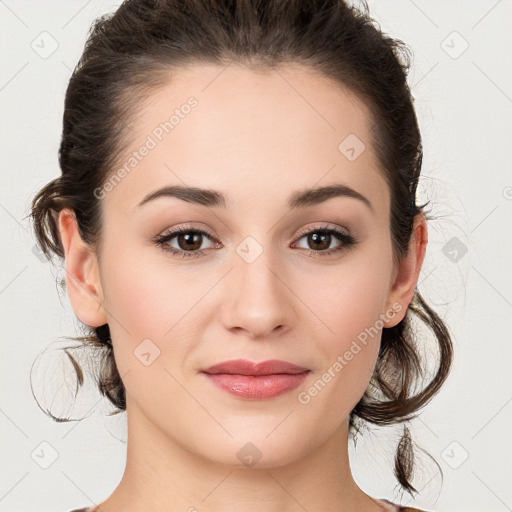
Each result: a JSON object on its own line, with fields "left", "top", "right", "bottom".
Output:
{"left": 57, "top": 208, "right": 108, "bottom": 328}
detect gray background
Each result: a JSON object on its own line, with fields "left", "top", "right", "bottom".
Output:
{"left": 1, "top": 1, "right": 511, "bottom": 511}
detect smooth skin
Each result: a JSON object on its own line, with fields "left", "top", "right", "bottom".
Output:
{"left": 58, "top": 63, "right": 427, "bottom": 512}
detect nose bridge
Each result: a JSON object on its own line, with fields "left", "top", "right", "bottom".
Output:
{"left": 220, "top": 233, "right": 294, "bottom": 336}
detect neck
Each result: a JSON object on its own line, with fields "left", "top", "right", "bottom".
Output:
{"left": 96, "top": 395, "right": 385, "bottom": 512}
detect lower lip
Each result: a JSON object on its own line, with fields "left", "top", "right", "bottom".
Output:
{"left": 202, "top": 372, "right": 310, "bottom": 400}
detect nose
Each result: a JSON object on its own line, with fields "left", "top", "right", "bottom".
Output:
{"left": 219, "top": 243, "right": 296, "bottom": 340}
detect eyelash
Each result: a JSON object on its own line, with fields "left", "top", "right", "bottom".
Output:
{"left": 153, "top": 224, "right": 358, "bottom": 259}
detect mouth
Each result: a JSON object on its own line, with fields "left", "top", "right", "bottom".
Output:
{"left": 201, "top": 359, "right": 310, "bottom": 400}
{"left": 202, "top": 358, "right": 309, "bottom": 376}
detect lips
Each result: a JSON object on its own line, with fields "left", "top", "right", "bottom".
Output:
{"left": 201, "top": 359, "right": 310, "bottom": 400}
{"left": 202, "top": 359, "right": 309, "bottom": 376}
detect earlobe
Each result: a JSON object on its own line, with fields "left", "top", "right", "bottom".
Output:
{"left": 57, "top": 208, "right": 108, "bottom": 328}
{"left": 383, "top": 213, "right": 428, "bottom": 328}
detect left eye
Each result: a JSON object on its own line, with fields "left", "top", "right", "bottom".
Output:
{"left": 293, "top": 229, "right": 345, "bottom": 252}
{"left": 290, "top": 225, "right": 357, "bottom": 257}
{"left": 154, "top": 224, "right": 357, "bottom": 259}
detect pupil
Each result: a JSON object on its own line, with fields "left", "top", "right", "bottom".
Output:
{"left": 310, "top": 232, "right": 329, "bottom": 250}
{"left": 181, "top": 232, "right": 200, "bottom": 249}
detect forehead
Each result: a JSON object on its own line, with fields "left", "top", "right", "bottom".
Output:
{"left": 104, "top": 62, "right": 389, "bottom": 217}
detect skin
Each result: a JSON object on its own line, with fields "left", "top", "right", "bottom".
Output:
{"left": 57, "top": 63, "right": 427, "bottom": 512}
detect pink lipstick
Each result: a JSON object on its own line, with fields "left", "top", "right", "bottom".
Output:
{"left": 201, "top": 359, "right": 310, "bottom": 400}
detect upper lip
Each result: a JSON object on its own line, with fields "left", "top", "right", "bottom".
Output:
{"left": 202, "top": 359, "right": 309, "bottom": 376}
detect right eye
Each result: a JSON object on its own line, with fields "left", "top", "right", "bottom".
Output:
{"left": 154, "top": 226, "right": 220, "bottom": 259}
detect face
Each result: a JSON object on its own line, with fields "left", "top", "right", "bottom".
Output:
{"left": 73, "top": 63, "right": 414, "bottom": 468}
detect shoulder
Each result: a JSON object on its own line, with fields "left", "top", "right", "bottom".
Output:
{"left": 378, "top": 498, "right": 430, "bottom": 511}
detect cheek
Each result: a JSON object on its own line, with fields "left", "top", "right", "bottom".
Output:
{"left": 99, "top": 250, "right": 198, "bottom": 412}
{"left": 103, "top": 259, "right": 164, "bottom": 338}
{"left": 295, "top": 241, "right": 393, "bottom": 409}
{"left": 299, "top": 246, "right": 393, "bottom": 344}
{"left": 101, "top": 237, "right": 206, "bottom": 340}
{"left": 296, "top": 280, "right": 384, "bottom": 426}
{"left": 99, "top": 244, "right": 216, "bottom": 378}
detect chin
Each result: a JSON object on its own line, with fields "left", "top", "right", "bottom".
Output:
{"left": 198, "top": 432, "right": 311, "bottom": 470}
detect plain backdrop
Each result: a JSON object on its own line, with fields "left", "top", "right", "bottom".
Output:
{"left": 1, "top": 1, "right": 511, "bottom": 511}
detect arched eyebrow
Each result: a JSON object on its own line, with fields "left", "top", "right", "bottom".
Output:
{"left": 136, "top": 183, "right": 373, "bottom": 213}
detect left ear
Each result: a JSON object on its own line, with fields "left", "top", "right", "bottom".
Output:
{"left": 383, "top": 212, "right": 428, "bottom": 328}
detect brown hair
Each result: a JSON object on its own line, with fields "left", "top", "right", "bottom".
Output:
{"left": 29, "top": 0, "right": 453, "bottom": 497}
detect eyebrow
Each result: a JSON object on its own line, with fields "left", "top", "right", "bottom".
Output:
{"left": 137, "top": 183, "right": 373, "bottom": 212}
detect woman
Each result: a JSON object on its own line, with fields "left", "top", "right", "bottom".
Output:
{"left": 30, "top": 0, "right": 453, "bottom": 510}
